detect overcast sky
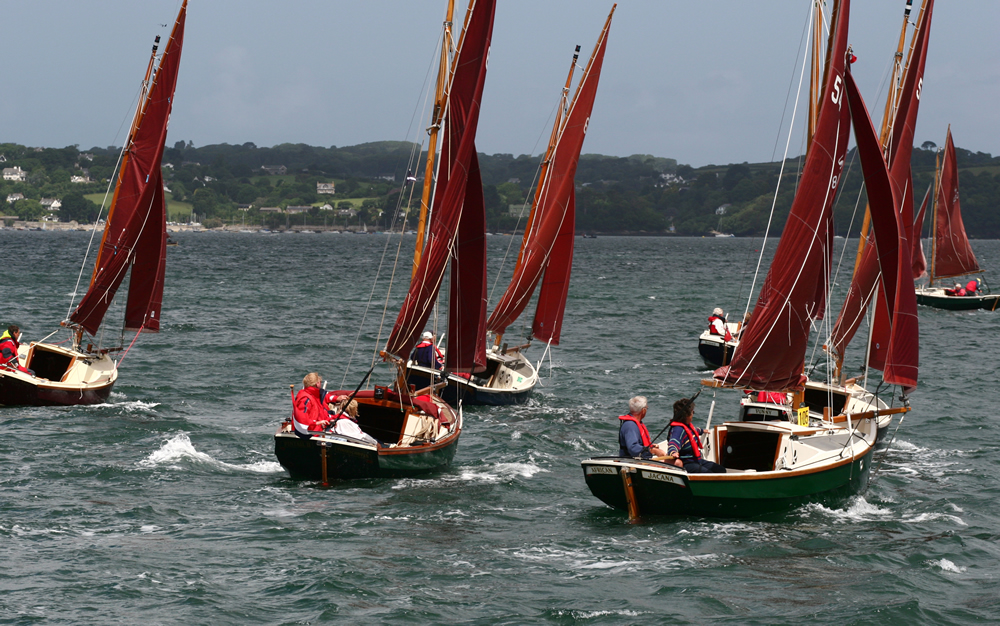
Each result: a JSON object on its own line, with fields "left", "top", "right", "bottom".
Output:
{"left": 1, "top": 1, "right": 996, "bottom": 167}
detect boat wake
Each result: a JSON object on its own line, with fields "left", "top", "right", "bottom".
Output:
{"left": 390, "top": 461, "right": 548, "bottom": 490}
{"left": 799, "top": 496, "right": 893, "bottom": 522}
{"left": 137, "top": 433, "right": 283, "bottom": 474}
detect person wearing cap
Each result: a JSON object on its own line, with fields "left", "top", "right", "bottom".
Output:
{"left": 411, "top": 331, "right": 444, "bottom": 371}
{"left": 707, "top": 308, "right": 733, "bottom": 341}
{"left": 945, "top": 283, "right": 967, "bottom": 297}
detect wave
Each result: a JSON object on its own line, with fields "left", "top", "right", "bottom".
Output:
{"left": 137, "top": 433, "right": 283, "bottom": 474}
{"left": 929, "top": 558, "right": 967, "bottom": 573}
{"left": 391, "top": 461, "right": 548, "bottom": 490}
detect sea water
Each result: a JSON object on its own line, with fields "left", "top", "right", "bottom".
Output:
{"left": 1, "top": 230, "right": 998, "bottom": 624}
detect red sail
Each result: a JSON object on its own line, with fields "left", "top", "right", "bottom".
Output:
{"left": 531, "top": 187, "right": 576, "bottom": 344}
{"left": 840, "top": 71, "right": 901, "bottom": 373}
{"left": 70, "top": 2, "right": 186, "bottom": 336}
{"left": 715, "top": 0, "right": 851, "bottom": 391}
{"left": 829, "top": 0, "right": 932, "bottom": 364}
{"left": 840, "top": 70, "right": 917, "bottom": 388}
{"left": 933, "top": 129, "right": 980, "bottom": 280}
{"left": 911, "top": 183, "right": 931, "bottom": 279}
{"left": 124, "top": 170, "right": 167, "bottom": 332}
{"left": 890, "top": 0, "right": 934, "bottom": 244}
{"left": 446, "top": 149, "right": 488, "bottom": 372}
{"left": 385, "top": 0, "right": 495, "bottom": 367}
{"left": 487, "top": 9, "right": 612, "bottom": 340}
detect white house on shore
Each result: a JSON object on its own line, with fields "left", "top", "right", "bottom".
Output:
{"left": 3, "top": 166, "right": 26, "bottom": 181}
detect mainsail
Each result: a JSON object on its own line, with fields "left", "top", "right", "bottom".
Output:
{"left": 911, "top": 183, "right": 931, "bottom": 279}
{"left": 931, "top": 128, "right": 980, "bottom": 282}
{"left": 486, "top": 6, "right": 615, "bottom": 345}
{"left": 714, "top": 0, "right": 851, "bottom": 391}
{"left": 828, "top": 0, "right": 931, "bottom": 384}
{"left": 70, "top": 1, "right": 187, "bottom": 336}
{"left": 384, "top": 0, "right": 495, "bottom": 372}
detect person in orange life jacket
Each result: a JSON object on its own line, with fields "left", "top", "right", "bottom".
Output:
{"left": 0, "top": 325, "right": 33, "bottom": 375}
{"left": 327, "top": 395, "right": 379, "bottom": 445}
{"left": 708, "top": 308, "right": 733, "bottom": 341}
{"left": 411, "top": 330, "right": 444, "bottom": 370}
{"left": 292, "top": 372, "right": 336, "bottom": 437}
{"left": 618, "top": 395, "right": 668, "bottom": 459}
{"left": 945, "top": 283, "right": 967, "bottom": 297}
{"left": 667, "top": 397, "right": 725, "bottom": 473}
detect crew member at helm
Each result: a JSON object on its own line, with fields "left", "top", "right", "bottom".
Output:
{"left": 0, "top": 325, "right": 33, "bottom": 375}
{"left": 411, "top": 331, "right": 444, "bottom": 370}
{"left": 707, "top": 308, "right": 733, "bottom": 341}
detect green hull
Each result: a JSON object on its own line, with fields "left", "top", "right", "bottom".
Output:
{"left": 915, "top": 291, "right": 1000, "bottom": 311}
{"left": 582, "top": 450, "right": 873, "bottom": 518}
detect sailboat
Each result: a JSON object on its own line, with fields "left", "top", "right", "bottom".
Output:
{"left": 0, "top": 3, "right": 187, "bottom": 407}
{"left": 913, "top": 128, "right": 999, "bottom": 310}
{"left": 274, "top": 0, "right": 496, "bottom": 481}
{"left": 583, "top": 0, "right": 910, "bottom": 518}
{"left": 409, "top": 6, "right": 616, "bottom": 407}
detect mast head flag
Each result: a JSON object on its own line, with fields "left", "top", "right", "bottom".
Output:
{"left": 714, "top": 0, "right": 851, "bottom": 392}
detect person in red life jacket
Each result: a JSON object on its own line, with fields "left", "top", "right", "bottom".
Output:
{"left": 708, "top": 308, "right": 733, "bottom": 342}
{"left": 0, "top": 325, "right": 33, "bottom": 375}
{"left": 966, "top": 279, "right": 981, "bottom": 295}
{"left": 666, "top": 397, "right": 725, "bottom": 473}
{"left": 618, "top": 395, "right": 668, "bottom": 459}
{"left": 944, "top": 283, "right": 967, "bottom": 297}
{"left": 292, "top": 372, "right": 336, "bottom": 437}
{"left": 327, "top": 395, "right": 379, "bottom": 445}
{"left": 411, "top": 331, "right": 444, "bottom": 370}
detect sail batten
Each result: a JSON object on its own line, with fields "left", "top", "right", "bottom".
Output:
{"left": 69, "top": 1, "right": 186, "bottom": 336}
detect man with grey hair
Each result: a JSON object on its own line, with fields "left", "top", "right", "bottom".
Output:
{"left": 618, "top": 395, "right": 668, "bottom": 459}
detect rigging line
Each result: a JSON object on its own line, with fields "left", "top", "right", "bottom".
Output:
{"left": 770, "top": 4, "right": 814, "bottom": 163}
{"left": 729, "top": 114, "right": 847, "bottom": 388}
{"left": 342, "top": 140, "right": 428, "bottom": 387}
{"left": 67, "top": 82, "right": 149, "bottom": 320}
{"left": 486, "top": 100, "right": 557, "bottom": 308}
{"left": 71, "top": 187, "right": 160, "bottom": 330}
{"left": 739, "top": 3, "right": 814, "bottom": 342}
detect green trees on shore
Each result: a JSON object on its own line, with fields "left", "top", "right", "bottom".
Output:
{"left": 2, "top": 139, "right": 998, "bottom": 237}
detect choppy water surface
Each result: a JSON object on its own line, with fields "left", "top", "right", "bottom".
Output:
{"left": 2, "top": 230, "right": 999, "bottom": 624}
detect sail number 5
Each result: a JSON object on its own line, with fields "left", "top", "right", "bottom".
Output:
{"left": 830, "top": 75, "right": 843, "bottom": 105}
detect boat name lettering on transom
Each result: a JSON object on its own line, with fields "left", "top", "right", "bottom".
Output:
{"left": 642, "top": 471, "right": 684, "bottom": 485}
{"left": 586, "top": 465, "right": 616, "bottom": 475}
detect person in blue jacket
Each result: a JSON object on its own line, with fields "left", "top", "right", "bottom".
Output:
{"left": 618, "top": 396, "right": 667, "bottom": 459}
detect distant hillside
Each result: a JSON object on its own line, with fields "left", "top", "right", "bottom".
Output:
{"left": 1, "top": 139, "right": 997, "bottom": 236}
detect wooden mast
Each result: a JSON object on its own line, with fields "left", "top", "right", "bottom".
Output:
{"left": 833, "top": 0, "right": 918, "bottom": 380}
{"left": 851, "top": 0, "right": 921, "bottom": 271}
{"left": 412, "top": 0, "right": 458, "bottom": 279}
{"left": 88, "top": 35, "right": 161, "bottom": 287}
